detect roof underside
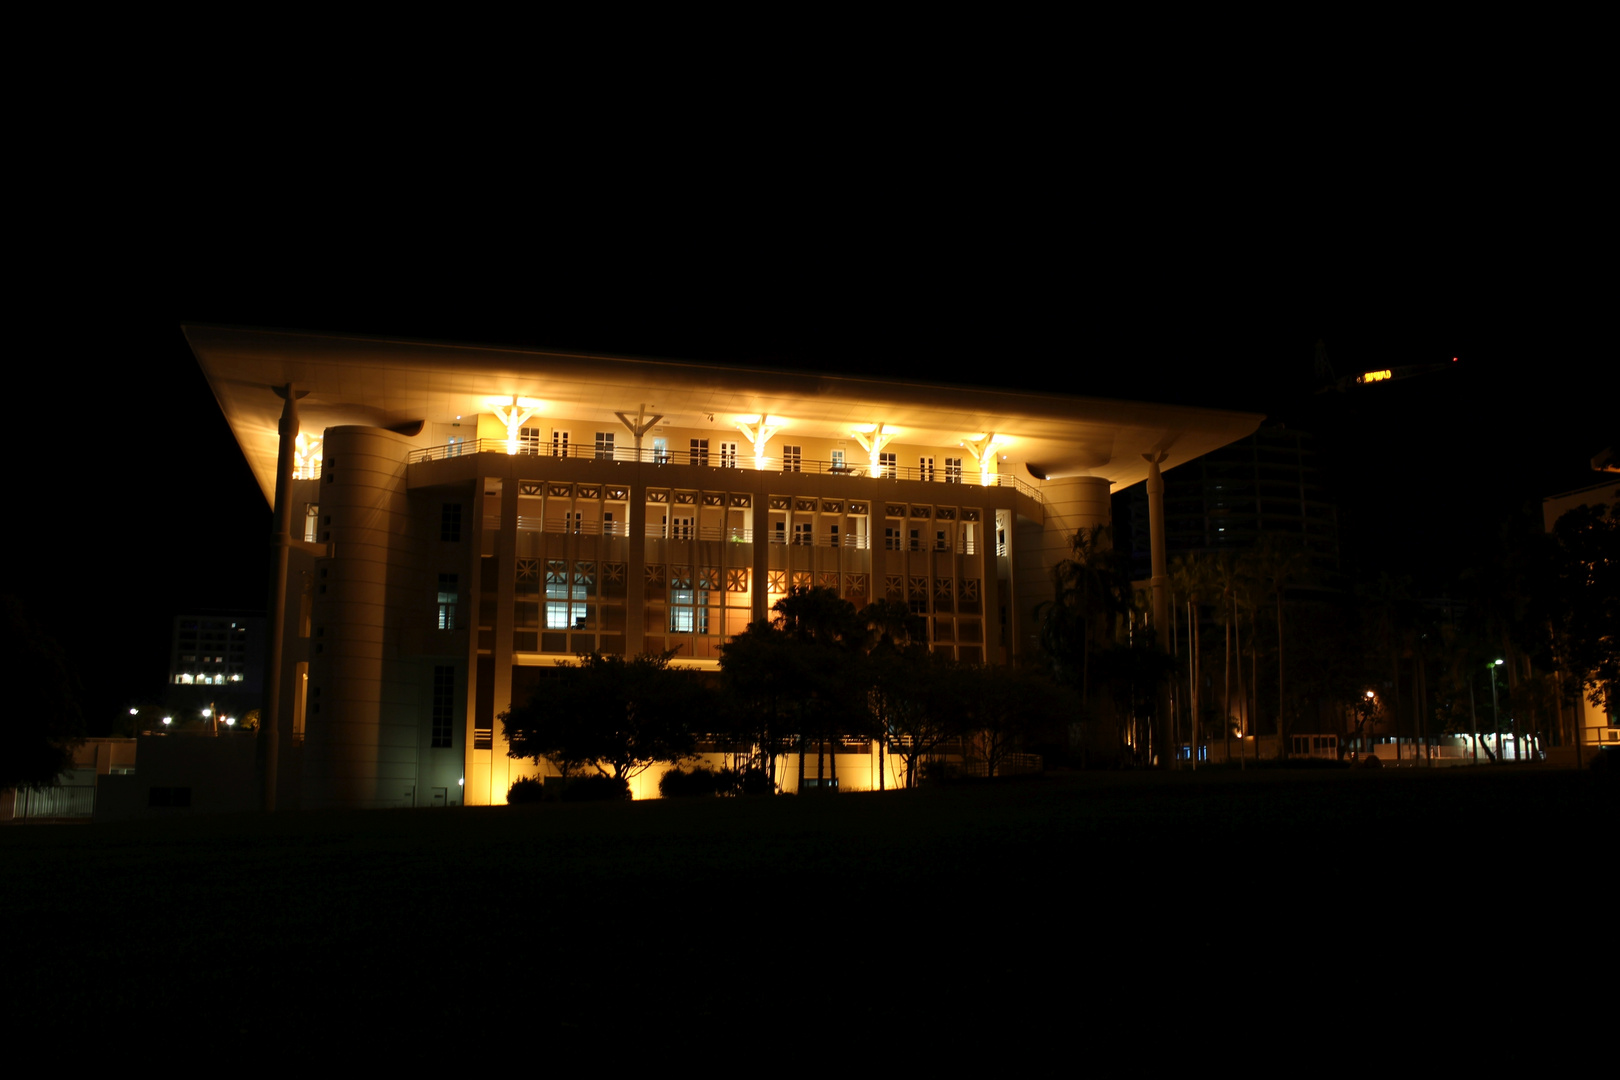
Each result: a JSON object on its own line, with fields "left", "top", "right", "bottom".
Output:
{"left": 184, "top": 325, "right": 1265, "bottom": 507}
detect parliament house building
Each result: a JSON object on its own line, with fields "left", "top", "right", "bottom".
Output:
{"left": 185, "top": 325, "right": 1261, "bottom": 807}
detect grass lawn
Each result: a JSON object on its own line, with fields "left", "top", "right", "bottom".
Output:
{"left": 4, "top": 767, "right": 1609, "bottom": 1049}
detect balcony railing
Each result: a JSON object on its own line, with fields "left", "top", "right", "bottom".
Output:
{"left": 410, "top": 439, "right": 1042, "bottom": 503}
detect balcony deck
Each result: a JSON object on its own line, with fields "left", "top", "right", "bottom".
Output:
{"left": 407, "top": 438, "right": 1043, "bottom": 504}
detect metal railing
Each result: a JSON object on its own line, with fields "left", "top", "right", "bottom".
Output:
{"left": 409, "top": 439, "right": 1042, "bottom": 503}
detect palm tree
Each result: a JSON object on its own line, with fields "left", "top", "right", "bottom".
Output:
{"left": 1253, "top": 538, "right": 1314, "bottom": 761}
{"left": 858, "top": 599, "right": 926, "bottom": 789}
{"left": 1039, "top": 523, "right": 1129, "bottom": 755}
{"left": 1206, "top": 553, "right": 1248, "bottom": 765}
{"left": 1169, "top": 554, "right": 1212, "bottom": 766}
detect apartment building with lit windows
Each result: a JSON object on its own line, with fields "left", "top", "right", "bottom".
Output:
{"left": 166, "top": 613, "right": 265, "bottom": 722}
{"left": 185, "top": 326, "right": 1262, "bottom": 808}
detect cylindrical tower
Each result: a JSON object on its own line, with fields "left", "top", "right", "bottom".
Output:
{"left": 1013, "top": 474, "right": 1113, "bottom": 657}
{"left": 304, "top": 425, "right": 423, "bottom": 808}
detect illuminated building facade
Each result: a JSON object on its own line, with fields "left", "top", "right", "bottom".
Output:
{"left": 185, "top": 326, "right": 1262, "bottom": 807}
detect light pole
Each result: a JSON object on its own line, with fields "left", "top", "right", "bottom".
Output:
{"left": 1488, "top": 659, "right": 1504, "bottom": 763}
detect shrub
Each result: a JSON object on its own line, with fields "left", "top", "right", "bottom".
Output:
{"left": 660, "top": 766, "right": 720, "bottom": 799}
{"left": 739, "top": 768, "right": 774, "bottom": 796}
{"left": 561, "top": 774, "right": 632, "bottom": 802}
{"left": 507, "top": 776, "right": 547, "bottom": 804}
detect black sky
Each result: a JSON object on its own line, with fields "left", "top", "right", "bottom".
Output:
{"left": 17, "top": 139, "right": 1611, "bottom": 733}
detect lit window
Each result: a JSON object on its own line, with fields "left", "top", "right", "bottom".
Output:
{"left": 720, "top": 441, "right": 738, "bottom": 468}
{"left": 880, "top": 452, "right": 896, "bottom": 478}
{"left": 919, "top": 457, "right": 935, "bottom": 482}
{"left": 783, "top": 446, "right": 802, "bottom": 473}
{"left": 552, "top": 430, "right": 570, "bottom": 458}
{"left": 669, "top": 589, "right": 709, "bottom": 634}
{"left": 690, "top": 439, "right": 709, "bottom": 466}
{"left": 595, "top": 432, "right": 615, "bottom": 460}
{"left": 945, "top": 458, "right": 962, "bottom": 484}
{"left": 437, "top": 574, "right": 458, "bottom": 630}
{"left": 519, "top": 428, "right": 541, "bottom": 456}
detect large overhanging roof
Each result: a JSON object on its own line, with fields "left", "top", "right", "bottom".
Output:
{"left": 185, "top": 324, "right": 1264, "bottom": 507}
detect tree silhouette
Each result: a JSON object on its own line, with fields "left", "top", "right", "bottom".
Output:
{"left": 1549, "top": 500, "right": 1619, "bottom": 723}
{"left": 502, "top": 651, "right": 703, "bottom": 783}
{"left": 2, "top": 596, "right": 84, "bottom": 791}
{"left": 1039, "top": 524, "right": 1130, "bottom": 756}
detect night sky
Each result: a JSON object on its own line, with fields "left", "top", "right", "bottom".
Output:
{"left": 19, "top": 171, "right": 1611, "bottom": 734}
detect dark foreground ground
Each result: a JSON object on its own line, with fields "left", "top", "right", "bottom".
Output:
{"left": 4, "top": 767, "right": 1610, "bottom": 1051}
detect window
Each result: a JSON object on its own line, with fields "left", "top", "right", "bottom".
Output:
{"left": 909, "top": 529, "right": 920, "bottom": 552}
{"left": 441, "top": 503, "right": 462, "bottom": 542}
{"left": 431, "top": 666, "right": 455, "bottom": 748}
{"left": 830, "top": 523, "right": 840, "bottom": 548}
{"left": 669, "top": 589, "right": 709, "bottom": 634}
{"left": 920, "top": 456, "right": 935, "bottom": 482}
{"left": 569, "top": 511, "right": 583, "bottom": 534}
{"left": 304, "top": 503, "right": 319, "bottom": 543}
{"left": 545, "top": 562, "right": 583, "bottom": 629}
{"left": 552, "top": 430, "right": 570, "bottom": 458}
{"left": 773, "top": 522, "right": 786, "bottom": 545}
{"left": 885, "top": 527, "right": 900, "bottom": 551}
{"left": 595, "top": 432, "right": 615, "bottom": 460}
{"left": 720, "top": 441, "right": 738, "bottom": 468}
{"left": 667, "top": 515, "right": 693, "bottom": 540}
{"left": 880, "top": 452, "right": 896, "bottom": 478}
{"left": 446, "top": 436, "right": 465, "bottom": 458}
{"left": 793, "top": 522, "right": 813, "bottom": 545}
{"left": 783, "top": 445, "right": 802, "bottom": 472}
{"left": 690, "top": 439, "right": 709, "bottom": 466}
{"left": 831, "top": 448, "right": 845, "bottom": 471}
{"left": 936, "top": 529, "right": 948, "bottom": 551}
{"left": 520, "top": 428, "right": 541, "bottom": 455}
{"left": 603, "top": 511, "right": 616, "bottom": 536}
{"left": 653, "top": 437, "right": 669, "bottom": 464}
{"left": 437, "top": 574, "right": 458, "bottom": 629}
{"left": 945, "top": 458, "right": 962, "bottom": 484}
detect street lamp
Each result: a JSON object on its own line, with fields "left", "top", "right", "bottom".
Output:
{"left": 1488, "top": 659, "right": 1504, "bottom": 763}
